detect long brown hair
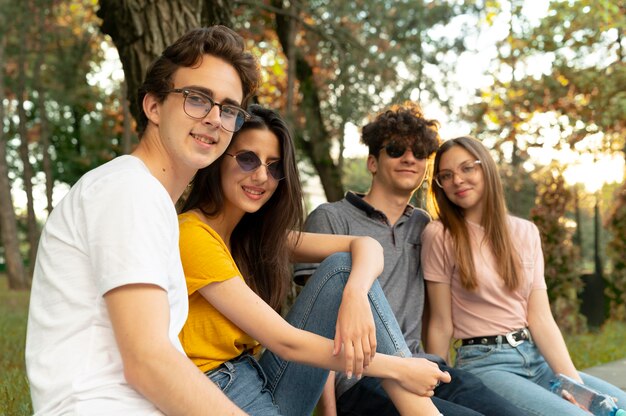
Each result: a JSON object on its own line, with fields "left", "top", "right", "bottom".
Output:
{"left": 181, "top": 105, "right": 303, "bottom": 311}
{"left": 430, "top": 136, "right": 521, "bottom": 291}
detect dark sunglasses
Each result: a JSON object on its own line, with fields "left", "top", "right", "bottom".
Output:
{"left": 225, "top": 151, "right": 284, "bottom": 181}
{"left": 381, "top": 141, "right": 429, "bottom": 159}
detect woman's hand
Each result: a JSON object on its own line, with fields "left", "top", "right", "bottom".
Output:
{"left": 395, "top": 357, "right": 451, "bottom": 397}
{"left": 333, "top": 286, "right": 376, "bottom": 379}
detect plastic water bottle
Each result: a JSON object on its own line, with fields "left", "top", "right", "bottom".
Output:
{"left": 550, "top": 373, "right": 625, "bottom": 416}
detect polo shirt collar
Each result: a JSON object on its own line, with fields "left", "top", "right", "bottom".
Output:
{"left": 345, "top": 191, "right": 414, "bottom": 224}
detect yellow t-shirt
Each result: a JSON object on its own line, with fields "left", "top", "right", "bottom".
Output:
{"left": 178, "top": 211, "right": 260, "bottom": 373}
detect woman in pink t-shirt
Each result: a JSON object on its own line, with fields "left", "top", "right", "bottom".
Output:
{"left": 422, "top": 136, "right": 626, "bottom": 416}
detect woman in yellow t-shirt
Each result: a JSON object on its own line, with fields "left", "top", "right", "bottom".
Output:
{"left": 178, "top": 105, "right": 449, "bottom": 415}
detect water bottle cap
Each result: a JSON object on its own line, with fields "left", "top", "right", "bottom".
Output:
{"left": 615, "top": 409, "right": 626, "bottom": 416}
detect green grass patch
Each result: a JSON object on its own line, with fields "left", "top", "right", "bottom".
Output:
{"left": 0, "top": 276, "right": 33, "bottom": 416}
{"left": 565, "top": 320, "right": 626, "bottom": 369}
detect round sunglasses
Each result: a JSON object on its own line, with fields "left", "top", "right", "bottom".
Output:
{"left": 381, "top": 141, "right": 430, "bottom": 159}
{"left": 225, "top": 151, "right": 284, "bottom": 181}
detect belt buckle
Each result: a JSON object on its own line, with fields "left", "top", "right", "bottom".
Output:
{"left": 505, "top": 330, "right": 525, "bottom": 347}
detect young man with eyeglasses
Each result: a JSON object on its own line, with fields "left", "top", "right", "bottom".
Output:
{"left": 295, "top": 103, "right": 526, "bottom": 416}
{"left": 26, "top": 26, "right": 259, "bottom": 415}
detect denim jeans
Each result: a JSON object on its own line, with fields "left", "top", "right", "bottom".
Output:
{"left": 455, "top": 337, "right": 626, "bottom": 416}
{"left": 259, "top": 252, "right": 413, "bottom": 416}
{"left": 207, "top": 253, "right": 413, "bottom": 416}
{"left": 336, "top": 360, "right": 527, "bottom": 416}
{"left": 206, "top": 353, "right": 281, "bottom": 415}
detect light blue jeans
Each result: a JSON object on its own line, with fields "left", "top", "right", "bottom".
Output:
{"left": 455, "top": 336, "right": 626, "bottom": 416}
{"left": 206, "top": 253, "right": 411, "bottom": 416}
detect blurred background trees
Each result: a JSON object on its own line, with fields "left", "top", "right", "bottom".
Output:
{"left": 1, "top": 0, "right": 625, "bottom": 328}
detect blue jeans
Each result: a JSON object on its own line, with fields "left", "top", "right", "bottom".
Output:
{"left": 206, "top": 353, "right": 281, "bottom": 415}
{"left": 208, "top": 253, "right": 412, "bottom": 416}
{"left": 260, "top": 252, "right": 412, "bottom": 415}
{"left": 455, "top": 337, "right": 626, "bottom": 416}
{"left": 336, "top": 360, "right": 527, "bottom": 416}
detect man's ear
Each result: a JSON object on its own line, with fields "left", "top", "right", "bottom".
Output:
{"left": 367, "top": 154, "right": 378, "bottom": 175}
{"left": 143, "top": 93, "right": 161, "bottom": 126}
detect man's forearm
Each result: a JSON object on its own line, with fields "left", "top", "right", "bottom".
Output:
{"left": 125, "top": 346, "right": 246, "bottom": 416}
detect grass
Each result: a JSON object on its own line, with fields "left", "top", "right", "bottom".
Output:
{"left": 0, "top": 276, "right": 32, "bottom": 416}
{"left": 1, "top": 274, "right": 625, "bottom": 414}
{"left": 565, "top": 320, "right": 626, "bottom": 369}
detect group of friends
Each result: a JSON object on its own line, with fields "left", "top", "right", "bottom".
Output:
{"left": 24, "top": 26, "right": 625, "bottom": 416}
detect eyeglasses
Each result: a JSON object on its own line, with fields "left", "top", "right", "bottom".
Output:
{"left": 381, "top": 141, "right": 430, "bottom": 159}
{"left": 166, "top": 88, "right": 250, "bottom": 132}
{"left": 434, "top": 160, "right": 482, "bottom": 188}
{"left": 225, "top": 150, "right": 284, "bottom": 181}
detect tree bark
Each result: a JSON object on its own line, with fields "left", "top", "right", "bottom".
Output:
{"left": 272, "top": 0, "right": 344, "bottom": 202}
{"left": 121, "top": 79, "right": 134, "bottom": 154}
{"left": 0, "top": 38, "right": 28, "bottom": 290}
{"left": 97, "top": 0, "right": 233, "bottom": 124}
{"left": 34, "top": 3, "right": 54, "bottom": 216}
{"left": 17, "top": 16, "right": 40, "bottom": 279}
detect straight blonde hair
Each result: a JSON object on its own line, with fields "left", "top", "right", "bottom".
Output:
{"left": 430, "top": 136, "right": 521, "bottom": 291}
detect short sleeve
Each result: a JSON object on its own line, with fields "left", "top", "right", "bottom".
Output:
{"left": 82, "top": 170, "right": 177, "bottom": 295}
{"left": 179, "top": 216, "right": 240, "bottom": 295}
{"left": 293, "top": 205, "right": 348, "bottom": 284}
{"left": 421, "top": 221, "right": 452, "bottom": 284}
{"left": 529, "top": 222, "right": 548, "bottom": 290}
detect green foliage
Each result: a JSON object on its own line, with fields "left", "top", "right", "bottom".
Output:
{"left": 3, "top": 0, "right": 125, "bottom": 188}
{"left": 235, "top": 0, "right": 478, "bottom": 200}
{"left": 530, "top": 164, "right": 587, "bottom": 333}
{"left": 564, "top": 320, "right": 626, "bottom": 369}
{"left": 341, "top": 157, "right": 370, "bottom": 194}
{"left": 501, "top": 163, "right": 537, "bottom": 219}
{"left": 0, "top": 277, "right": 32, "bottom": 416}
{"left": 606, "top": 182, "right": 626, "bottom": 320}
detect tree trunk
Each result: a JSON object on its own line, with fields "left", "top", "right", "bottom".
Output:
{"left": 97, "top": 0, "right": 233, "bottom": 124}
{"left": 121, "top": 79, "right": 134, "bottom": 154}
{"left": 272, "top": 0, "right": 344, "bottom": 202}
{"left": 17, "top": 20, "right": 39, "bottom": 279}
{"left": 0, "top": 38, "right": 28, "bottom": 290}
{"left": 34, "top": 3, "right": 54, "bottom": 216}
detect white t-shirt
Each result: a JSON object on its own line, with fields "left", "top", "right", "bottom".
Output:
{"left": 26, "top": 155, "right": 188, "bottom": 415}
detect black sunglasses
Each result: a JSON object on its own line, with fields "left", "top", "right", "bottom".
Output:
{"left": 381, "top": 141, "right": 429, "bottom": 159}
{"left": 225, "top": 151, "right": 284, "bottom": 181}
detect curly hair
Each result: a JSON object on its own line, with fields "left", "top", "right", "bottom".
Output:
{"left": 137, "top": 26, "right": 260, "bottom": 137}
{"left": 362, "top": 101, "right": 441, "bottom": 158}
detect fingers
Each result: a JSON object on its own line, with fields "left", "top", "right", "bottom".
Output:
{"left": 440, "top": 370, "right": 452, "bottom": 383}
{"left": 343, "top": 339, "right": 354, "bottom": 379}
{"left": 352, "top": 342, "right": 364, "bottom": 379}
{"left": 336, "top": 325, "right": 377, "bottom": 378}
{"left": 368, "top": 331, "right": 377, "bottom": 359}
{"left": 333, "top": 328, "right": 341, "bottom": 356}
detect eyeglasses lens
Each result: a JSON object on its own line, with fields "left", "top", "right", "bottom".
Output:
{"left": 183, "top": 91, "right": 246, "bottom": 132}
{"left": 233, "top": 151, "right": 284, "bottom": 180}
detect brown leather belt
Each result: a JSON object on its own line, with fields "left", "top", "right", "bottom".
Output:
{"left": 461, "top": 328, "right": 531, "bottom": 347}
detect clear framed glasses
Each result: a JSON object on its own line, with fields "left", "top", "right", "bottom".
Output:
{"left": 434, "top": 160, "right": 482, "bottom": 188}
{"left": 381, "top": 141, "right": 430, "bottom": 159}
{"left": 167, "top": 88, "right": 250, "bottom": 132}
{"left": 225, "top": 150, "right": 284, "bottom": 181}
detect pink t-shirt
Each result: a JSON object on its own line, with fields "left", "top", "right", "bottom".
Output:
{"left": 422, "top": 216, "right": 547, "bottom": 340}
